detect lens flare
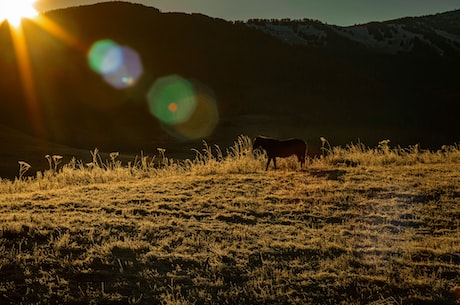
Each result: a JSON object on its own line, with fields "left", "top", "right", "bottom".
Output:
{"left": 102, "top": 46, "right": 143, "bottom": 89}
{"left": 88, "top": 40, "right": 122, "bottom": 75}
{"left": 168, "top": 102, "right": 178, "bottom": 113}
{"left": 147, "top": 75, "right": 197, "bottom": 125}
{"left": 87, "top": 40, "right": 143, "bottom": 89}
{"left": 168, "top": 92, "right": 219, "bottom": 140}
{"left": 147, "top": 75, "right": 219, "bottom": 140}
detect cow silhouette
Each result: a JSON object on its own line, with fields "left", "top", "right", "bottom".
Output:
{"left": 253, "top": 136, "right": 307, "bottom": 170}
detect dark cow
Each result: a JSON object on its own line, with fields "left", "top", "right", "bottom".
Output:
{"left": 253, "top": 136, "right": 307, "bottom": 170}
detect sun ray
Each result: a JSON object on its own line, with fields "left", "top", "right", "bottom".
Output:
{"left": 9, "top": 25, "right": 44, "bottom": 137}
{"left": 32, "top": 14, "right": 86, "bottom": 51}
{"left": 2, "top": 1, "right": 86, "bottom": 138}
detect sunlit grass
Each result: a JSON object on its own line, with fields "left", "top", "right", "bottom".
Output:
{"left": 0, "top": 135, "right": 459, "bottom": 304}
{"left": 2, "top": 135, "right": 459, "bottom": 193}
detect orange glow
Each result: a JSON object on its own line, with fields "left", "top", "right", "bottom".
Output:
{"left": 9, "top": 25, "right": 43, "bottom": 136}
{"left": 4, "top": 6, "right": 83, "bottom": 138}
{"left": 32, "top": 14, "right": 85, "bottom": 51}
{"left": 168, "top": 102, "right": 178, "bottom": 113}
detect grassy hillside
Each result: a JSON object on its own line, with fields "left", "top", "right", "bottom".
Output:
{"left": 0, "top": 136, "right": 459, "bottom": 304}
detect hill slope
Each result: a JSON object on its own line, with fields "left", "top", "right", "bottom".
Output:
{"left": 0, "top": 149, "right": 459, "bottom": 304}
{"left": 0, "top": 2, "right": 459, "bottom": 177}
{"left": 248, "top": 10, "right": 460, "bottom": 56}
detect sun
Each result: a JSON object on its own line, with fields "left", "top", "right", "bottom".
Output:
{"left": 0, "top": 0, "right": 39, "bottom": 27}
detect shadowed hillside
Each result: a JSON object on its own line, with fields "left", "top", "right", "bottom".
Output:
{"left": 0, "top": 2, "right": 459, "bottom": 177}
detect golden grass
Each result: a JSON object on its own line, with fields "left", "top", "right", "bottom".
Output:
{"left": 0, "top": 136, "right": 459, "bottom": 304}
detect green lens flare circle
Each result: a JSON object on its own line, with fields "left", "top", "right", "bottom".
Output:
{"left": 147, "top": 75, "right": 197, "bottom": 125}
{"left": 88, "top": 39, "right": 122, "bottom": 75}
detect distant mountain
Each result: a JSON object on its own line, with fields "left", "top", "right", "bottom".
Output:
{"left": 0, "top": 2, "right": 458, "bottom": 177}
{"left": 247, "top": 10, "right": 460, "bottom": 56}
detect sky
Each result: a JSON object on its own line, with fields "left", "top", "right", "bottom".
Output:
{"left": 35, "top": 0, "right": 460, "bottom": 26}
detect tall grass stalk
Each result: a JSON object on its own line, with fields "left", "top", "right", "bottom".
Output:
{"left": 1, "top": 135, "right": 459, "bottom": 193}
{"left": 17, "top": 161, "right": 31, "bottom": 181}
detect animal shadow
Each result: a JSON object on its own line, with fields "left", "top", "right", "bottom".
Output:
{"left": 307, "top": 169, "right": 346, "bottom": 181}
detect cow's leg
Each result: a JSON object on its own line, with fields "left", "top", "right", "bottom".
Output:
{"left": 265, "top": 158, "right": 271, "bottom": 171}
{"left": 298, "top": 154, "right": 305, "bottom": 168}
{"left": 273, "top": 157, "right": 277, "bottom": 170}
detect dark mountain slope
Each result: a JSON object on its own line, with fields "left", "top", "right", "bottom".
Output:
{"left": 248, "top": 10, "right": 460, "bottom": 56}
{"left": 0, "top": 2, "right": 458, "bottom": 177}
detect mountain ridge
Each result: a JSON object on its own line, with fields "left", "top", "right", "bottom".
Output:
{"left": 247, "top": 9, "right": 460, "bottom": 56}
{"left": 0, "top": 2, "right": 458, "bottom": 177}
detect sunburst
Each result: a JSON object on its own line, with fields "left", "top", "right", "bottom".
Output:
{"left": 0, "top": 0, "right": 39, "bottom": 27}
{"left": 1, "top": 0, "right": 82, "bottom": 138}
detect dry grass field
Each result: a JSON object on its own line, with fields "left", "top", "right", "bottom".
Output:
{"left": 0, "top": 136, "right": 459, "bottom": 305}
